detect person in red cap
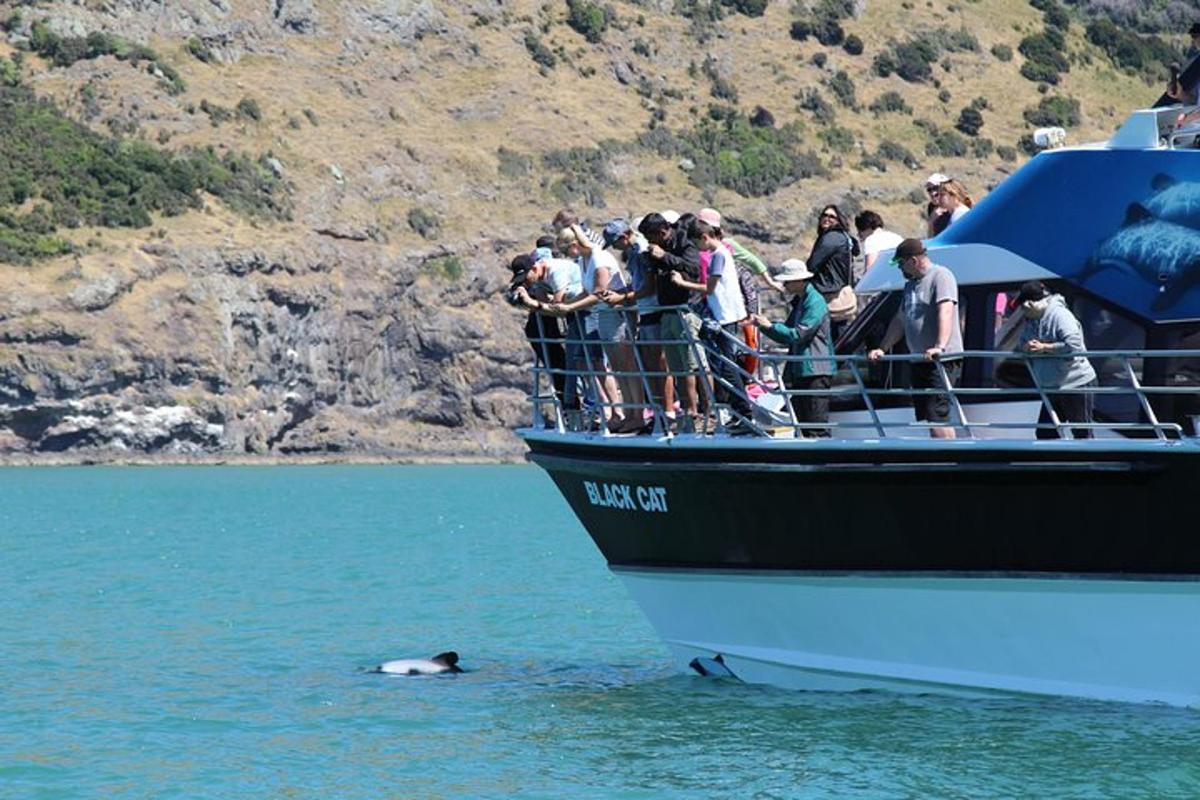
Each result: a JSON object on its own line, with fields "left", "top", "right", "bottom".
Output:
{"left": 867, "top": 238, "right": 964, "bottom": 438}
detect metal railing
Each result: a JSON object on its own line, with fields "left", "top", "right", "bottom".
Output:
{"left": 522, "top": 304, "right": 1200, "bottom": 442}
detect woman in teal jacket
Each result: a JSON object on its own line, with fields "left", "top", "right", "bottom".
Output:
{"left": 751, "top": 259, "right": 834, "bottom": 437}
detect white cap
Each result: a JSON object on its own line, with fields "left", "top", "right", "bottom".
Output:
{"left": 925, "top": 172, "right": 949, "bottom": 187}
{"left": 660, "top": 209, "right": 681, "bottom": 225}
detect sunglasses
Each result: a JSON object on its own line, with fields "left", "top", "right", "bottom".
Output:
{"left": 819, "top": 212, "right": 838, "bottom": 220}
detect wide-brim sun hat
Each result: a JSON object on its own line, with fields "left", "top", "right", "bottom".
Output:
{"left": 776, "top": 258, "right": 814, "bottom": 282}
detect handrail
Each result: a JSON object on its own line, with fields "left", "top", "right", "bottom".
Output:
{"left": 522, "top": 305, "right": 1200, "bottom": 441}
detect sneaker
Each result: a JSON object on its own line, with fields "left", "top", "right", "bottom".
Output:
{"left": 724, "top": 419, "right": 757, "bottom": 437}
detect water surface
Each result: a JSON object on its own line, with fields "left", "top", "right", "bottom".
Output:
{"left": 1, "top": 465, "right": 1197, "bottom": 798}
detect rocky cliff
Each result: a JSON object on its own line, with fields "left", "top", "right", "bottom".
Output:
{"left": 0, "top": 0, "right": 1181, "bottom": 459}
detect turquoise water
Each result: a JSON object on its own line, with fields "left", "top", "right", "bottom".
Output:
{"left": 1, "top": 465, "right": 1198, "bottom": 799}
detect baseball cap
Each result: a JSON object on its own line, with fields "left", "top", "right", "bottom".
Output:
{"left": 697, "top": 207, "right": 722, "bottom": 227}
{"left": 891, "top": 238, "right": 927, "bottom": 264}
{"left": 602, "top": 218, "right": 631, "bottom": 247}
{"left": 925, "top": 172, "right": 949, "bottom": 188}
{"left": 1016, "top": 281, "right": 1050, "bottom": 304}
{"left": 660, "top": 209, "right": 681, "bottom": 225}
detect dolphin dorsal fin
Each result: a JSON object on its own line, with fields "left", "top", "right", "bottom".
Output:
{"left": 432, "top": 651, "right": 459, "bottom": 666}
{"left": 1125, "top": 203, "right": 1153, "bottom": 225}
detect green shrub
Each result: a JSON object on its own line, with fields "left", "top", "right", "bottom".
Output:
{"left": 996, "top": 144, "right": 1018, "bottom": 162}
{"left": 0, "top": 85, "right": 289, "bottom": 262}
{"left": 1085, "top": 19, "right": 1177, "bottom": 83}
{"left": 818, "top": 125, "right": 855, "bottom": 150}
{"left": 797, "top": 87, "right": 836, "bottom": 125}
{"left": 1023, "top": 95, "right": 1080, "bottom": 128}
{"left": 543, "top": 143, "right": 617, "bottom": 207}
{"left": 525, "top": 32, "right": 556, "bottom": 69}
{"left": 566, "top": 0, "right": 613, "bottom": 43}
{"left": 200, "top": 99, "right": 233, "bottom": 125}
{"left": 789, "top": 19, "right": 812, "bottom": 41}
{"left": 235, "top": 97, "right": 262, "bottom": 121}
{"left": 26, "top": 22, "right": 185, "bottom": 94}
{"left": 424, "top": 254, "right": 463, "bottom": 281}
{"left": 407, "top": 207, "right": 441, "bottom": 240}
{"left": 827, "top": 70, "right": 857, "bottom": 109}
{"left": 186, "top": 37, "right": 215, "bottom": 63}
{"left": 497, "top": 147, "right": 534, "bottom": 178}
{"left": 878, "top": 139, "right": 919, "bottom": 167}
{"left": 955, "top": 106, "right": 984, "bottom": 136}
{"left": 678, "top": 112, "right": 827, "bottom": 197}
{"left": 925, "top": 127, "right": 969, "bottom": 157}
{"left": 971, "top": 137, "right": 994, "bottom": 158}
{"left": 991, "top": 43, "right": 1013, "bottom": 62}
{"left": 725, "top": 0, "right": 768, "bottom": 17}
{"left": 869, "top": 91, "right": 911, "bottom": 115}
{"left": 813, "top": 18, "right": 844, "bottom": 46}
{"left": 1018, "top": 28, "right": 1069, "bottom": 84}
{"left": 843, "top": 34, "right": 863, "bottom": 55}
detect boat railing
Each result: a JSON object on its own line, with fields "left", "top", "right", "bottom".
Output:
{"left": 522, "top": 304, "right": 1200, "bottom": 441}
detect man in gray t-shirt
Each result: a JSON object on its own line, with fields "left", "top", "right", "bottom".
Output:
{"left": 868, "top": 238, "right": 964, "bottom": 438}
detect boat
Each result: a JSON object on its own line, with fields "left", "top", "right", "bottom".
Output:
{"left": 518, "top": 103, "right": 1200, "bottom": 707}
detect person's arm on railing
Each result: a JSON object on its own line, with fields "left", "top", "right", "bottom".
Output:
{"left": 867, "top": 315, "right": 904, "bottom": 361}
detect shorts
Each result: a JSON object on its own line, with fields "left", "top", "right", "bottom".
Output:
{"left": 596, "top": 309, "right": 634, "bottom": 343}
{"left": 911, "top": 360, "right": 962, "bottom": 424}
{"left": 660, "top": 309, "right": 702, "bottom": 373}
{"left": 637, "top": 322, "right": 661, "bottom": 345}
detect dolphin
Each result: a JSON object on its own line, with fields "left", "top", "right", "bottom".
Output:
{"left": 372, "top": 651, "right": 464, "bottom": 676}
{"left": 1082, "top": 217, "right": 1200, "bottom": 310}
{"left": 1131, "top": 174, "right": 1200, "bottom": 231}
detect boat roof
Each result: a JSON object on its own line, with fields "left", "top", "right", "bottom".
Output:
{"left": 857, "top": 106, "right": 1200, "bottom": 324}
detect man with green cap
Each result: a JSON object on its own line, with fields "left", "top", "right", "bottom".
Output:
{"left": 867, "top": 238, "right": 963, "bottom": 439}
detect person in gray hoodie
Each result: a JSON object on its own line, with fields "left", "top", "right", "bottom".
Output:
{"left": 1016, "top": 281, "right": 1098, "bottom": 439}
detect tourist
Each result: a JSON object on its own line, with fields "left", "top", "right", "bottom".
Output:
{"left": 867, "top": 238, "right": 964, "bottom": 439}
{"left": 545, "top": 225, "right": 628, "bottom": 430}
{"left": 507, "top": 253, "right": 565, "bottom": 407}
{"left": 669, "top": 217, "right": 754, "bottom": 434}
{"left": 807, "top": 204, "right": 860, "bottom": 339}
{"left": 641, "top": 212, "right": 702, "bottom": 425}
{"left": 1016, "top": 281, "right": 1098, "bottom": 439}
{"left": 696, "top": 208, "right": 762, "bottom": 374}
{"left": 600, "top": 217, "right": 676, "bottom": 427}
{"left": 854, "top": 210, "right": 904, "bottom": 273}
{"left": 751, "top": 259, "right": 833, "bottom": 438}
{"left": 933, "top": 179, "right": 973, "bottom": 229}
{"left": 696, "top": 207, "right": 783, "bottom": 292}
{"left": 551, "top": 208, "right": 605, "bottom": 250}
{"left": 924, "top": 172, "right": 950, "bottom": 236}
{"left": 513, "top": 250, "right": 594, "bottom": 422}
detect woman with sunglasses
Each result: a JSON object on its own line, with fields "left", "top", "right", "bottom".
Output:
{"left": 806, "top": 204, "right": 860, "bottom": 340}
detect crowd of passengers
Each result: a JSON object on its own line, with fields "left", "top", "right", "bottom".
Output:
{"left": 505, "top": 173, "right": 1098, "bottom": 439}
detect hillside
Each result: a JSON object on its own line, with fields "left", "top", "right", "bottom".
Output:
{"left": 0, "top": 0, "right": 1191, "bottom": 460}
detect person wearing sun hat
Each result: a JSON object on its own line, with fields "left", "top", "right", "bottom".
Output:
{"left": 751, "top": 258, "right": 833, "bottom": 437}
{"left": 867, "top": 238, "right": 963, "bottom": 438}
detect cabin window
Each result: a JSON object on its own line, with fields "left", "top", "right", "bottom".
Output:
{"left": 1070, "top": 296, "right": 1146, "bottom": 422}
